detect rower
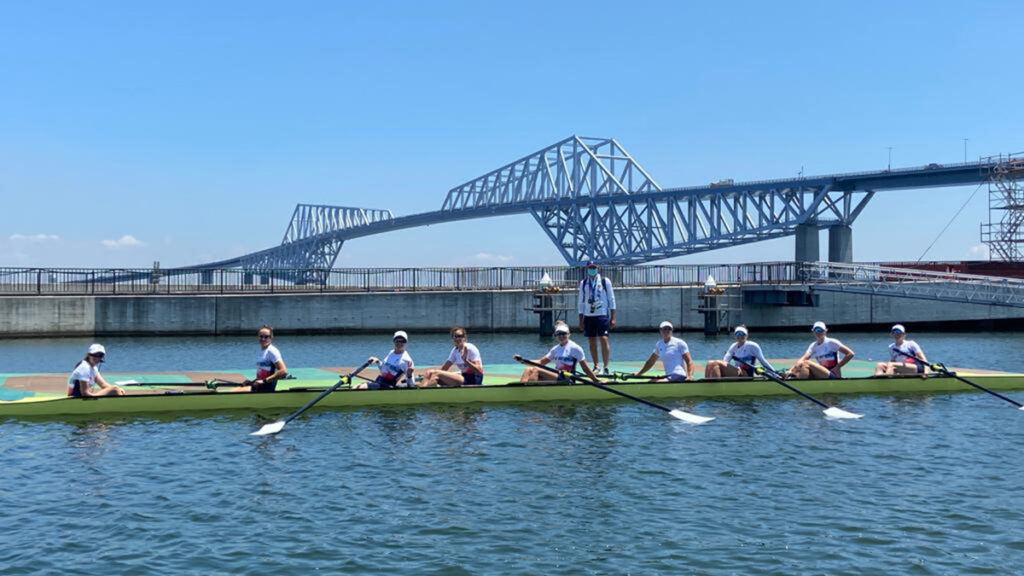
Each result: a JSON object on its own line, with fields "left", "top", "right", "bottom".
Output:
{"left": 358, "top": 331, "right": 415, "bottom": 389}
{"left": 874, "top": 324, "right": 929, "bottom": 376}
{"left": 632, "top": 321, "right": 694, "bottom": 382}
{"left": 67, "top": 344, "right": 126, "bottom": 397}
{"left": 704, "top": 325, "right": 775, "bottom": 378}
{"left": 236, "top": 325, "right": 288, "bottom": 393}
{"left": 419, "top": 327, "right": 484, "bottom": 387}
{"left": 786, "top": 321, "right": 855, "bottom": 379}
{"left": 518, "top": 322, "right": 599, "bottom": 383}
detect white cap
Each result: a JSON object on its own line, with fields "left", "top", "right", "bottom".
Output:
{"left": 87, "top": 343, "right": 106, "bottom": 356}
{"left": 891, "top": 324, "right": 906, "bottom": 334}
{"left": 812, "top": 321, "right": 827, "bottom": 332}
{"left": 554, "top": 323, "right": 571, "bottom": 335}
{"left": 733, "top": 326, "right": 748, "bottom": 336}
{"left": 704, "top": 275, "right": 717, "bottom": 290}
{"left": 659, "top": 321, "right": 673, "bottom": 330}
{"left": 392, "top": 330, "right": 409, "bottom": 341}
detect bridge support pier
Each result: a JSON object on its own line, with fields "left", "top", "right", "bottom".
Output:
{"left": 828, "top": 225, "right": 853, "bottom": 263}
{"left": 794, "top": 224, "right": 820, "bottom": 262}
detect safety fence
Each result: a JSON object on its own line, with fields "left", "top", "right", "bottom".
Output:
{"left": 0, "top": 262, "right": 803, "bottom": 296}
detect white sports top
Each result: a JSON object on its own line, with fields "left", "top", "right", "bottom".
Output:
{"left": 446, "top": 343, "right": 483, "bottom": 373}
{"left": 889, "top": 340, "right": 923, "bottom": 363}
{"left": 724, "top": 341, "right": 775, "bottom": 373}
{"left": 654, "top": 337, "right": 690, "bottom": 378}
{"left": 544, "top": 341, "right": 586, "bottom": 371}
{"left": 805, "top": 337, "right": 844, "bottom": 369}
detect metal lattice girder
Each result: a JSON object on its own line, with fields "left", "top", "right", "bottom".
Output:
{"left": 441, "top": 136, "right": 661, "bottom": 210}
{"left": 802, "top": 261, "right": 1024, "bottom": 307}
{"left": 282, "top": 204, "right": 393, "bottom": 244}
{"left": 528, "top": 184, "right": 876, "bottom": 265}
{"left": 241, "top": 204, "right": 392, "bottom": 272}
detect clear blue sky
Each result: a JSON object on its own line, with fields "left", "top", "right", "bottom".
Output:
{"left": 2, "top": 1, "right": 1021, "bottom": 268}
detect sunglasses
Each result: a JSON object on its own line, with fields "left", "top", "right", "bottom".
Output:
{"left": 452, "top": 334, "right": 465, "bottom": 339}
{"left": 555, "top": 332, "right": 569, "bottom": 337}
{"left": 813, "top": 328, "right": 825, "bottom": 334}
{"left": 90, "top": 353, "right": 105, "bottom": 359}
{"left": 394, "top": 339, "right": 407, "bottom": 344}
{"left": 259, "top": 334, "right": 272, "bottom": 340}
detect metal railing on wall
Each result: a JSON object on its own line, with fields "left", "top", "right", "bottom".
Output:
{"left": 0, "top": 263, "right": 803, "bottom": 296}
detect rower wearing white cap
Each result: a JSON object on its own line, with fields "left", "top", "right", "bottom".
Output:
{"left": 704, "top": 325, "right": 775, "bottom": 378}
{"left": 787, "top": 321, "right": 855, "bottom": 379}
{"left": 632, "top": 321, "right": 694, "bottom": 382}
{"left": 517, "top": 322, "right": 599, "bottom": 383}
{"left": 67, "top": 344, "right": 125, "bottom": 397}
{"left": 874, "top": 324, "right": 929, "bottom": 376}
{"left": 357, "top": 331, "right": 415, "bottom": 389}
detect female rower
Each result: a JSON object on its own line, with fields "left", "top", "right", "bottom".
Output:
{"left": 874, "top": 324, "right": 929, "bottom": 376}
{"left": 68, "top": 344, "right": 126, "bottom": 397}
{"left": 517, "top": 322, "right": 599, "bottom": 383}
{"left": 358, "top": 331, "right": 415, "bottom": 389}
{"left": 237, "top": 325, "right": 288, "bottom": 393}
{"left": 419, "top": 327, "right": 484, "bottom": 387}
{"left": 704, "top": 325, "right": 776, "bottom": 378}
{"left": 632, "top": 321, "right": 694, "bottom": 382}
{"left": 786, "top": 321, "right": 855, "bottom": 379}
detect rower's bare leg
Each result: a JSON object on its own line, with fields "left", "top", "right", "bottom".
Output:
{"left": 873, "top": 362, "right": 890, "bottom": 376}
{"left": 600, "top": 336, "right": 611, "bottom": 371}
{"left": 433, "top": 371, "right": 466, "bottom": 387}
{"left": 588, "top": 337, "right": 600, "bottom": 371}
{"left": 704, "top": 360, "right": 723, "bottom": 379}
{"left": 804, "top": 361, "right": 833, "bottom": 380}
{"left": 890, "top": 363, "right": 920, "bottom": 376}
{"left": 719, "top": 364, "right": 744, "bottom": 378}
{"left": 520, "top": 367, "right": 539, "bottom": 383}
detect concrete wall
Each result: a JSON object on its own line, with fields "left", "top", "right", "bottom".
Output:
{"left": 1, "top": 286, "right": 1022, "bottom": 337}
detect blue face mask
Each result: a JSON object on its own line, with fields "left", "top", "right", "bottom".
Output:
{"left": 587, "top": 268, "right": 598, "bottom": 277}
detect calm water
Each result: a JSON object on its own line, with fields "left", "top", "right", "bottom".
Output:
{"left": 2, "top": 332, "right": 1024, "bottom": 575}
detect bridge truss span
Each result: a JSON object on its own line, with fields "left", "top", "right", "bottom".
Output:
{"left": 181, "top": 135, "right": 1016, "bottom": 272}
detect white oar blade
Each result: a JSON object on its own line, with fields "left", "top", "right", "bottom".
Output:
{"left": 823, "top": 406, "right": 863, "bottom": 420}
{"left": 251, "top": 420, "right": 286, "bottom": 436}
{"left": 114, "top": 380, "right": 140, "bottom": 385}
{"left": 1019, "top": 405, "right": 1024, "bottom": 411}
{"left": 669, "top": 409, "right": 715, "bottom": 425}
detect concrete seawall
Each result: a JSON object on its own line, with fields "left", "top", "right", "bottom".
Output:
{"left": 1, "top": 287, "right": 1022, "bottom": 337}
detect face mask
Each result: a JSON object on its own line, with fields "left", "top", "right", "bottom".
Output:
{"left": 587, "top": 268, "right": 598, "bottom": 277}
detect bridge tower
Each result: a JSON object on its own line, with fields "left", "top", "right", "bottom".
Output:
{"left": 980, "top": 153, "right": 1024, "bottom": 261}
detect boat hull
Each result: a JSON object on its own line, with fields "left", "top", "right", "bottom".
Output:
{"left": 4, "top": 373, "right": 1024, "bottom": 418}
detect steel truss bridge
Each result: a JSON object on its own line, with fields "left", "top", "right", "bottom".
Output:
{"left": 187, "top": 136, "right": 1021, "bottom": 272}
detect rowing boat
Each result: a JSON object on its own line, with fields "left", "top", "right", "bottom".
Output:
{"left": 2, "top": 360, "right": 1022, "bottom": 418}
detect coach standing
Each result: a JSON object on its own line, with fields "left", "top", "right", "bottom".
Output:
{"left": 577, "top": 261, "right": 616, "bottom": 375}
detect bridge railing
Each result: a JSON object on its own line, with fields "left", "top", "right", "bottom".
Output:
{"left": 0, "top": 263, "right": 804, "bottom": 296}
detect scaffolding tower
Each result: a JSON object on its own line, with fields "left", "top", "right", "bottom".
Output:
{"left": 980, "top": 153, "right": 1024, "bottom": 262}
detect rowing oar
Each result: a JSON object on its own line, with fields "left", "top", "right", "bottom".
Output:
{"left": 513, "top": 355, "right": 714, "bottom": 424}
{"left": 115, "top": 379, "right": 245, "bottom": 390}
{"left": 610, "top": 371, "right": 666, "bottom": 382}
{"left": 251, "top": 359, "right": 374, "bottom": 437}
{"left": 891, "top": 348, "right": 1024, "bottom": 411}
{"left": 733, "top": 359, "right": 863, "bottom": 420}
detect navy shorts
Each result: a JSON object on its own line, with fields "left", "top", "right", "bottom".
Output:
{"left": 583, "top": 315, "right": 611, "bottom": 337}
{"left": 665, "top": 373, "right": 688, "bottom": 382}
{"left": 251, "top": 380, "right": 278, "bottom": 393}
{"left": 462, "top": 372, "right": 484, "bottom": 386}
{"left": 369, "top": 375, "right": 398, "bottom": 390}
